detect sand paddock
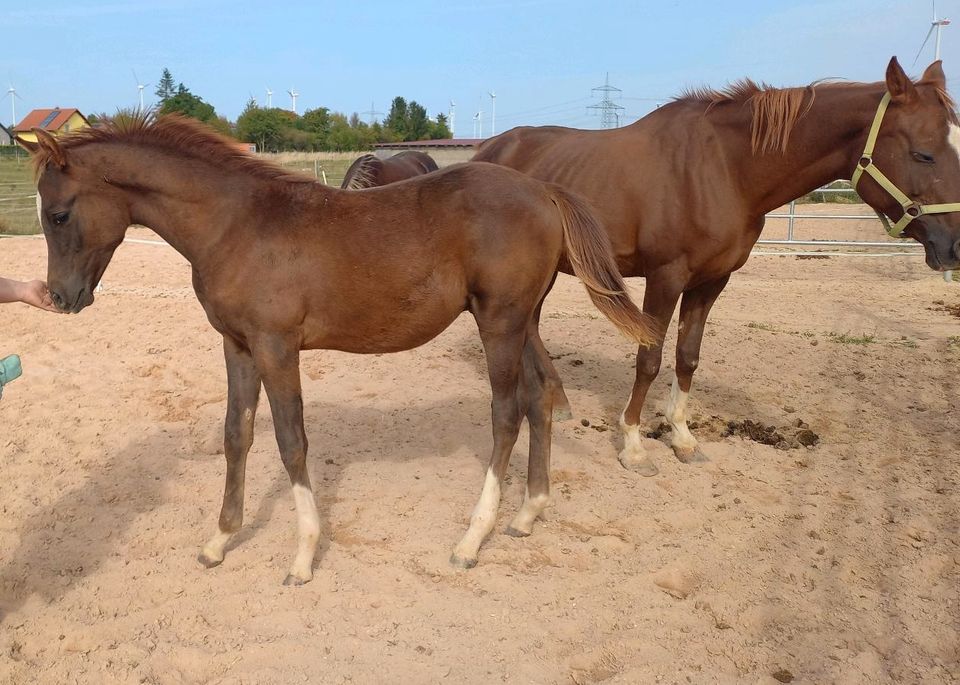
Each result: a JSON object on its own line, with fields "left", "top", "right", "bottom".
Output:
{"left": 0, "top": 216, "right": 957, "bottom": 683}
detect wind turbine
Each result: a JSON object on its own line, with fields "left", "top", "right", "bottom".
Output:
{"left": 287, "top": 88, "right": 299, "bottom": 114}
{"left": 449, "top": 100, "right": 456, "bottom": 138}
{"left": 266, "top": 87, "right": 273, "bottom": 108}
{"left": 132, "top": 70, "right": 150, "bottom": 112}
{"left": 3, "top": 84, "right": 23, "bottom": 129}
{"left": 475, "top": 97, "right": 484, "bottom": 138}
{"left": 914, "top": 0, "right": 951, "bottom": 65}
{"left": 488, "top": 91, "right": 496, "bottom": 136}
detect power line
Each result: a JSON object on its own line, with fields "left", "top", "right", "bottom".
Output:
{"left": 587, "top": 73, "right": 625, "bottom": 128}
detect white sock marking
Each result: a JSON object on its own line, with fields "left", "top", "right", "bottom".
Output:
{"left": 453, "top": 467, "right": 501, "bottom": 561}
{"left": 666, "top": 374, "right": 698, "bottom": 450}
{"left": 289, "top": 482, "right": 320, "bottom": 581}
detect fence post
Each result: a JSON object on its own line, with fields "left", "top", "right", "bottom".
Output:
{"left": 314, "top": 160, "right": 320, "bottom": 179}
{"left": 787, "top": 199, "right": 796, "bottom": 242}
{"left": 945, "top": 270, "right": 954, "bottom": 283}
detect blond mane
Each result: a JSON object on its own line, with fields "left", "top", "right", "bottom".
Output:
{"left": 678, "top": 76, "right": 960, "bottom": 154}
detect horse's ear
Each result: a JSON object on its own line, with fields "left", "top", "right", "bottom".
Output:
{"left": 886, "top": 56, "right": 918, "bottom": 104}
{"left": 33, "top": 128, "right": 67, "bottom": 169}
{"left": 15, "top": 135, "right": 39, "bottom": 155}
{"left": 920, "top": 60, "right": 947, "bottom": 88}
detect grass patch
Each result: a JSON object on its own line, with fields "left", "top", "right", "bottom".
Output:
{"left": 826, "top": 332, "right": 876, "bottom": 346}
{"left": 746, "top": 322, "right": 777, "bottom": 332}
{"left": 948, "top": 336, "right": 960, "bottom": 349}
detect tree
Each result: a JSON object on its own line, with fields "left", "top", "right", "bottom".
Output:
{"left": 297, "top": 107, "right": 331, "bottom": 148}
{"left": 430, "top": 113, "right": 452, "bottom": 140}
{"left": 160, "top": 82, "right": 217, "bottom": 123}
{"left": 385, "top": 97, "right": 409, "bottom": 139}
{"left": 406, "top": 102, "right": 430, "bottom": 141}
{"left": 155, "top": 68, "right": 176, "bottom": 103}
{"left": 236, "top": 101, "right": 294, "bottom": 152}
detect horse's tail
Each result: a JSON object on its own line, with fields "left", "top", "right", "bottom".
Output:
{"left": 550, "top": 187, "right": 662, "bottom": 348}
{"left": 341, "top": 155, "right": 380, "bottom": 189}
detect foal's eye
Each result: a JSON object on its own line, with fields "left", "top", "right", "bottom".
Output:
{"left": 911, "top": 151, "right": 935, "bottom": 164}
{"left": 52, "top": 211, "right": 69, "bottom": 225}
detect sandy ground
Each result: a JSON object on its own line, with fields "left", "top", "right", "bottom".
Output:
{"left": 0, "top": 215, "right": 958, "bottom": 684}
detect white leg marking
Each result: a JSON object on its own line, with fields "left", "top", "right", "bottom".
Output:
{"left": 617, "top": 408, "right": 649, "bottom": 465}
{"left": 666, "top": 374, "right": 698, "bottom": 450}
{"left": 288, "top": 482, "right": 320, "bottom": 582}
{"left": 200, "top": 529, "right": 232, "bottom": 565}
{"left": 508, "top": 486, "right": 550, "bottom": 536}
{"left": 452, "top": 468, "right": 502, "bottom": 563}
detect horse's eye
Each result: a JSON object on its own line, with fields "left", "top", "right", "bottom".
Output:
{"left": 52, "top": 211, "right": 69, "bottom": 225}
{"left": 911, "top": 151, "right": 935, "bottom": 164}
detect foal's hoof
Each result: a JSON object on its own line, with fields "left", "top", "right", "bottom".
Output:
{"left": 618, "top": 451, "right": 659, "bottom": 477}
{"left": 282, "top": 573, "right": 311, "bottom": 586}
{"left": 197, "top": 553, "right": 223, "bottom": 569}
{"left": 504, "top": 525, "right": 531, "bottom": 538}
{"left": 552, "top": 404, "right": 574, "bottom": 422}
{"left": 674, "top": 444, "right": 709, "bottom": 465}
{"left": 449, "top": 553, "right": 478, "bottom": 570}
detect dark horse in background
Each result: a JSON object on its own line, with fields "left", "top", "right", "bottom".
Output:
{"left": 475, "top": 57, "right": 960, "bottom": 476}
{"left": 21, "top": 116, "right": 659, "bottom": 583}
{"left": 341, "top": 150, "right": 439, "bottom": 188}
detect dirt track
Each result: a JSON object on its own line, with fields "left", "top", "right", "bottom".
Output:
{"left": 0, "top": 223, "right": 958, "bottom": 684}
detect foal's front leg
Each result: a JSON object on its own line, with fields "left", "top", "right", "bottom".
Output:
{"left": 254, "top": 339, "right": 320, "bottom": 585}
{"left": 199, "top": 336, "right": 261, "bottom": 568}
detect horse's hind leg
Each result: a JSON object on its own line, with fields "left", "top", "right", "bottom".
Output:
{"left": 253, "top": 338, "right": 320, "bottom": 585}
{"left": 199, "top": 336, "right": 261, "bottom": 568}
{"left": 506, "top": 328, "right": 554, "bottom": 537}
{"left": 667, "top": 275, "right": 730, "bottom": 464}
{"left": 451, "top": 326, "right": 526, "bottom": 569}
{"left": 531, "top": 296, "right": 573, "bottom": 422}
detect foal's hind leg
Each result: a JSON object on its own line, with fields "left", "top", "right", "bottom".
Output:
{"left": 254, "top": 338, "right": 320, "bottom": 585}
{"left": 667, "top": 275, "right": 730, "bottom": 464}
{"left": 199, "top": 336, "right": 261, "bottom": 568}
{"left": 505, "top": 330, "right": 554, "bottom": 537}
{"left": 451, "top": 328, "right": 526, "bottom": 569}
{"left": 532, "top": 282, "right": 573, "bottom": 422}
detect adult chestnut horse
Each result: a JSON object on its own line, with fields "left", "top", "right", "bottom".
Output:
{"left": 474, "top": 57, "right": 960, "bottom": 476}
{"left": 20, "top": 115, "right": 659, "bottom": 583}
{"left": 341, "top": 150, "right": 439, "bottom": 189}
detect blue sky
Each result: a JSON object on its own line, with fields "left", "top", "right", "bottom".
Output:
{"left": 3, "top": 0, "right": 958, "bottom": 136}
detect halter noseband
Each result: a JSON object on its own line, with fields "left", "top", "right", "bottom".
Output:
{"left": 851, "top": 91, "right": 960, "bottom": 237}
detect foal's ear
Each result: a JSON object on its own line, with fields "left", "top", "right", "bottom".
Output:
{"left": 920, "top": 60, "right": 947, "bottom": 89}
{"left": 886, "top": 56, "right": 919, "bottom": 104}
{"left": 15, "top": 135, "right": 39, "bottom": 154}
{"left": 32, "top": 128, "right": 67, "bottom": 169}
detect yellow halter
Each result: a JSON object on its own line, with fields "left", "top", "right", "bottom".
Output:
{"left": 852, "top": 92, "right": 960, "bottom": 237}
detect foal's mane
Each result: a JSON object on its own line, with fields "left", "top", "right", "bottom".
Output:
{"left": 677, "top": 77, "right": 959, "bottom": 154}
{"left": 31, "top": 112, "right": 317, "bottom": 185}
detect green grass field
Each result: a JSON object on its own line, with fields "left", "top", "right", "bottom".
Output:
{"left": 0, "top": 153, "right": 39, "bottom": 235}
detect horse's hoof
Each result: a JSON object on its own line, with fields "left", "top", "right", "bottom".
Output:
{"left": 197, "top": 553, "right": 223, "bottom": 569}
{"left": 449, "top": 553, "right": 478, "bottom": 570}
{"left": 674, "top": 445, "right": 709, "bottom": 464}
{"left": 618, "top": 451, "right": 659, "bottom": 477}
{"left": 504, "top": 525, "right": 531, "bottom": 538}
{"left": 282, "top": 573, "right": 311, "bottom": 586}
{"left": 552, "top": 404, "right": 574, "bottom": 422}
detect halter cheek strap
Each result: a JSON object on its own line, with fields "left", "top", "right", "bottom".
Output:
{"left": 852, "top": 91, "right": 960, "bottom": 237}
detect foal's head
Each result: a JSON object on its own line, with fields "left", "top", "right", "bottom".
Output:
{"left": 21, "top": 128, "right": 131, "bottom": 312}
{"left": 857, "top": 58, "right": 960, "bottom": 270}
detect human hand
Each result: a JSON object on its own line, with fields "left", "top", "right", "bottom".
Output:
{"left": 18, "top": 280, "right": 62, "bottom": 313}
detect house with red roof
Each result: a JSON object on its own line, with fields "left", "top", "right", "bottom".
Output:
{"left": 13, "top": 107, "right": 90, "bottom": 144}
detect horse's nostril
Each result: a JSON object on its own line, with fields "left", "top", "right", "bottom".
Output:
{"left": 953, "top": 238, "right": 960, "bottom": 262}
{"left": 51, "top": 291, "right": 64, "bottom": 309}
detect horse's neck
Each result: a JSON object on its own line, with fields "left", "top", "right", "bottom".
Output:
{"left": 101, "top": 145, "right": 259, "bottom": 265}
{"left": 721, "top": 84, "right": 885, "bottom": 215}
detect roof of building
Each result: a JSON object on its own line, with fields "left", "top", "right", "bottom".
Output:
{"left": 13, "top": 108, "right": 89, "bottom": 133}
{"left": 374, "top": 138, "right": 482, "bottom": 149}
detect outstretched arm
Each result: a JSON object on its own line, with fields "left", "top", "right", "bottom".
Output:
{"left": 0, "top": 277, "right": 61, "bottom": 312}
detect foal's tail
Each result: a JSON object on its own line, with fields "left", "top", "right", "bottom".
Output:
{"left": 550, "top": 188, "right": 662, "bottom": 348}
